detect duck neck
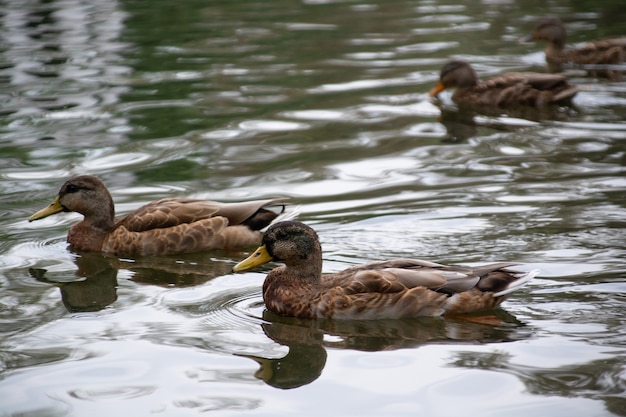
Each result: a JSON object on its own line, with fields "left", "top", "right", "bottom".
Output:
{"left": 545, "top": 45, "right": 569, "bottom": 72}
{"left": 284, "top": 259, "right": 323, "bottom": 286}
{"left": 546, "top": 42, "right": 567, "bottom": 56}
{"left": 85, "top": 195, "right": 116, "bottom": 232}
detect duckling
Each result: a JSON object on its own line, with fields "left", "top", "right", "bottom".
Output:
{"left": 429, "top": 60, "right": 578, "bottom": 108}
{"left": 521, "top": 17, "right": 626, "bottom": 78}
{"left": 29, "top": 175, "right": 288, "bottom": 256}
{"left": 233, "top": 221, "right": 537, "bottom": 320}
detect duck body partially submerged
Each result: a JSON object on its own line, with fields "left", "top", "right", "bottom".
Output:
{"left": 233, "top": 221, "right": 537, "bottom": 320}
{"left": 430, "top": 60, "right": 578, "bottom": 108}
{"left": 29, "top": 175, "right": 288, "bottom": 256}
{"left": 522, "top": 17, "right": 626, "bottom": 78}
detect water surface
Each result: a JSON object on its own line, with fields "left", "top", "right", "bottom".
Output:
{"left": 1, "top": 0, "right": 625, "bottom": 416}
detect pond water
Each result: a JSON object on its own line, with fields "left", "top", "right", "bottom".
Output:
{"left": 1, "top": 0, "right": 625, "bottom": 416}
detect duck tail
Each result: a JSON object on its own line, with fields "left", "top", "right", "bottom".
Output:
{"left": 261, "top": 205, "right": 301, "bottom": 232}
{"left": 493, "top": 269, "right": 539, "bottom": 297}
{"left": 553, "top": 85, "right": 578, "bottom": 103}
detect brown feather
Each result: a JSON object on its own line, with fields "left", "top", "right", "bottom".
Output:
{"left": 524, "top": 17, "right": 626, "bottom": 79}
{"left": 233, "top": 221, "right": 537, "bottom": 320}
{"left": 431, "top": 60, "right": 578, "bottom": 108}
{"left": 29, "top": 175, "right": 288, "bottom": 256}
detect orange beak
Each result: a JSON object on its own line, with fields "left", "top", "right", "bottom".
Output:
{"left": 429, "top": 81, "right": 446, "bottom": 97}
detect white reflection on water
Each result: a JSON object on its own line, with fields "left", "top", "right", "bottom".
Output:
{"left": 310, "top": 76, "right": 419, "bottom": 93}
{"left": 238, "top": 120, "right": 310, "bottom": 132}
{"left": 80, "top": 152, "right": 152, "bottom": 170}
{"left": 1, "top": 0, "right": 625, "bottom": 415}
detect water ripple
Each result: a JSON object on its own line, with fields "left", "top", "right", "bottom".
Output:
{"left": 238, "top": 120, "right": 310, "bottom": 132}
{"left": 162, "top": 276, "right": 266, "bottom": 329}
{"left": 79, "top": 152, "right": 152, "bottom": 170}
{"left": 0, "top": 240, "right": 73, "bottom": 271}
{"left": 69, "top": 385, "right": 156, "bottom": 401}
{"left": 412, "top": 21, "right": 490, "bottom": 34}
{"left": 1, "top": 0, "right": 626, "bottom": 414}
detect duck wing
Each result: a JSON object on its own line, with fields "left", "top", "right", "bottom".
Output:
{"left": 102, "top": 198, "right": 287, "bottom": 256}
{"left": 328, "top": 259, "right": 523, "bottom": 295}
{"left": 482, "top": 72, "right": 577, "bottom": 106}
{"left": 117, "top": 198, "right": 286, "bottom": 232}
{"left": 573, "top": 38, "right": 626, "bottom": 64}
{"left": 480, "top": 71, "right": 573, "bottom": 92}
{"left": 104, "top": 216, "right": 234, "bottom": 256}
{"left": 316, "top": 261, "right": 535, "bottom": 319}
{"left": 506, "top": 72, "right": 570, "bottom": 90}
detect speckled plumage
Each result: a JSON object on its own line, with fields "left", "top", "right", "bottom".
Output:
{"left": 429, "top": 60, "right": 578, "bottom": 107}
{"left": 29, "top": 175, "right": 287, "bottom": 256}
{"left": 233, "top": 221, "right": 537, "bottom": 320}
{"left": 522, "top": 17, "right": 626, "bottom": 78}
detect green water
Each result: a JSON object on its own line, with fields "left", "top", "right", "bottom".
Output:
{"left": 1, "top": 0, "right": 625, "bottom": 416}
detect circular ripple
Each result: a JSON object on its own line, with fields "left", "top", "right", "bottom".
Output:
{"left": 69, "top": 385, "right": 156, "bottom": 400}
{"left": 163, "top": 284, "right": 266, "bottom": 329}
{"left": 0, "top": 239, "right": 73, "bottom": 271}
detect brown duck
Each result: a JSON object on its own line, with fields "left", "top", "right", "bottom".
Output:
{"left": 29, "top": 175, "right": 289, "bottom": 256}
{"left": 522, "top": 17, "right": 626, "bottom": 78}
{"left": 233, "top": 221, "right": 537, "bottom": 320}
{"left": 429, "top": 60, "right": 578, "bottom": 107}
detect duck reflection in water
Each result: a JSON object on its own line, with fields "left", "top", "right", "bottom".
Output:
{"left": 435, "top": 106, "right": 575, "bottom": 143}
{"left": 115, "top": 252, "right": 237, "bottom": 287}
{"left": 30, "top": 251, "right": 240, "bottom": 312}
{"left": 434, "top": 98, "right": 580, "bottom": 144}
{"left": 437, "top": 107, "right": 479, "bottom": 143}
{"left": 240, "top": 309, "right": 532, "bottom": 389}
{"left": 30, "top": 252, "right": 118, "bottom": 313}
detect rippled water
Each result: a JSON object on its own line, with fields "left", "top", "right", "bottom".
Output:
{"left": 1, "top": 0, "right": 625, "bottom": 416}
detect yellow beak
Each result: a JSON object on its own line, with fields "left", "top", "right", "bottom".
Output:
{"left": 29, "top": 196, "right": 64, "bottom": 222}
{"left": 233, "top": 244, "right": 274, "bottom": 272}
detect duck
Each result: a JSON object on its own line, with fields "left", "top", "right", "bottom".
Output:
{"left": 429, "top": 60, "right": 578, "bottom": 108}
{"left": 28, "top": 175, "right": 289, "bottom": 256}
{"left": 232, "top": 221, "right": 537, "bottom": 320}
{"left": 521, "top": 17, "right": 626, "bottom": 78}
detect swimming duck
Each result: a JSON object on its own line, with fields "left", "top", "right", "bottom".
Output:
{"left": 429, "top": 60, "right": 578, "bottom": 108}
{"left": 232, "top": 221, "right": 537, "bottom": 320}
{"left": 29, "top": 175, "right": 288, "bottom": 256}
{"left": 521, "top": 17, "right": 626, "bottom": 78}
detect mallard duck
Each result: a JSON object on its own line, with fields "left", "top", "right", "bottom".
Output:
{"left": 232, "top": 221, "right": 537, "bottom": 320}
{"left": 29, "top": 175, "right": 288, "bottom": 256}
{"left": 521, "top": 17, "right": 626, "bottom": 78}
{"left": 429, "top": 60, "right": 578, "bottom": 107}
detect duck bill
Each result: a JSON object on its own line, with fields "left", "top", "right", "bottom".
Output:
{"left": 233, "top": 244, "right": 274, "bottom": 272}
{"left": 29, "top": 196, "right": 64, "bottom": 222}
{"left": 428, "top": 81, "right": 446, "bottom": 97}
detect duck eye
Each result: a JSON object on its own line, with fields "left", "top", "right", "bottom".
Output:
{"left": 66, "top": 184, "right": 79, "bottom": 193}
